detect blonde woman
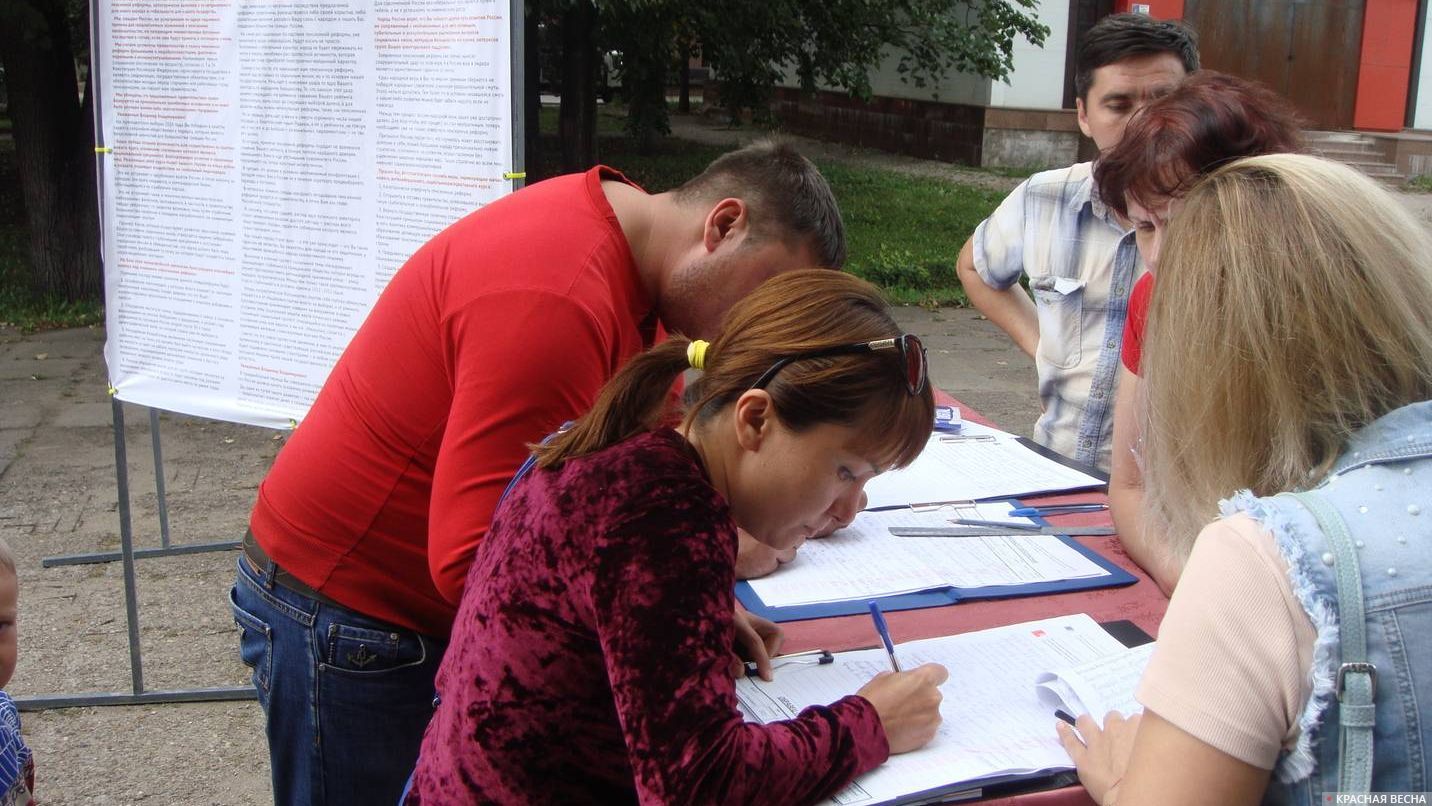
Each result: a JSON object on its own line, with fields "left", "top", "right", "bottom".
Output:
{"left": 1092, "top": 71, "right": 1303, "bottom": 593}
{"left": 1059, "top": 154, "right": 1432, "bottom": 803}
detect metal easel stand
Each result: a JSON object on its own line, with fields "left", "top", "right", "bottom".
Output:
{"left": 17, "top": 398, "right": 255, "bottom": 710}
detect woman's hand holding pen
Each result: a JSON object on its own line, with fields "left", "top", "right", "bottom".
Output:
{"left": 857, "top": 664, "right": 949, "bottom": 754}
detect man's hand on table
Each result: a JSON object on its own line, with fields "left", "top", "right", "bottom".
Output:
{"left": 734, "top": 491, "right": 868, "bottom": 580}
{"left": 729, "top": 607, "right": 784, "bottom": 680}
{"left": 735, "top": 530, "right": 797, "bottom": 579}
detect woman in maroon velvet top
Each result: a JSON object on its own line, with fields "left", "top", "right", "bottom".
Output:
{"left": 405, "top": 270, "right": 950, "bottom": 804}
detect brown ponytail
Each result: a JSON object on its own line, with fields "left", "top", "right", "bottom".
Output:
{"left": 533, "top": 338, "right": 692, "bottom": 469}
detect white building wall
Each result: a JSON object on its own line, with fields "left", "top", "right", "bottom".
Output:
{"left": 771, "top": 1, "right": 1068, "bottom": 111}
{"left": 862, "top": 51, "right": 992, "bottom": 106}
{"left": 1414, "top": 2, "right": 1432, "bottom": 129}
{"left": 775, "top": 51, "right": 992, "bottom": 107}
{"left": 988, "top": 0, "right": 1070, "bottom": 110}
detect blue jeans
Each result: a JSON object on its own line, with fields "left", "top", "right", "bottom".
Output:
{"left": 230, "top": 556, "right": 446, "bottom": 805}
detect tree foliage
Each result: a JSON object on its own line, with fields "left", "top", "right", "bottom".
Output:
{"left": 699, "top": 0, "right": 1048, "bottom": 121}
{"left": 536, "top": 0, "right": 1047, "bottom": 164}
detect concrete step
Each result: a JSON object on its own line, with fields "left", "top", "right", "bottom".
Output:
{"left": 1308, "top": 138, "right": 1381, "bottom": 150}
{"left": 1304, "top": 130, "right": 1407, "bottom": 185}
{"left": 1350, "top": 167, "right": 1407, "bottom": 188}
{"left": 1304, "top": 129, "right": 1379, "bottom": 146}
{"left": 1314, "top": 144, "right": 1387, "bottom": 159}
{"left": 1332, "top": 159, "right": 1402, "bottom": 173}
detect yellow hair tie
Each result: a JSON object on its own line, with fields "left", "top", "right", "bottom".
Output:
{"left": 686, "top": 340, "right": 710, "bottom": 370}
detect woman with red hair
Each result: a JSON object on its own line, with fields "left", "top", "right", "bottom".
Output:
{"left": 1093, "top": 71, "right": 1302, "bottom": 592}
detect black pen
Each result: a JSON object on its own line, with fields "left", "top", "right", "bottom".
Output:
{"left": 1055, "top": 709, "right": 1078, "bottom": 726}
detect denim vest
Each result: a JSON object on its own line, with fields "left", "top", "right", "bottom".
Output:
{"left": 1220, "top": 400, "right": 1432, "bottom": 804}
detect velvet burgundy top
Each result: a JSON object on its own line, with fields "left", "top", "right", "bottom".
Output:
{"left": 407, "top": 429, "right": 889, "bottom": 804}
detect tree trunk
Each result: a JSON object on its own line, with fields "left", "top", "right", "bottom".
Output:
{"left": 0, "top": 0, "right": 101, "bottom": 303}
{"left": 558, "top": 0, "right": 598, "bottom": 172}
{"left": 523, "top": 1, "right": 543, "bottom": 181}
{"left": 677, "top": 44, "right": 691, "bottom": 115}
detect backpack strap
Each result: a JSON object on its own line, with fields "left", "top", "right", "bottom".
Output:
{"left": 1285, "top": 491, "right": 1375, "bottom": 795}
{"left": 497, "top": 422, "right": 574, "bottom": 509}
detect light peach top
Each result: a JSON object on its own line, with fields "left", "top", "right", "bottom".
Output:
{"left": 1136, "top": 513, "right": 1319, "bottom": 769}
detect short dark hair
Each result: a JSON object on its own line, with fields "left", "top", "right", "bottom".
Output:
{"left": 1076, "top": 13, "right": 1199, "bottom": 101}
{"left": 673, "top": 139, "right": 847, "bottom": 269}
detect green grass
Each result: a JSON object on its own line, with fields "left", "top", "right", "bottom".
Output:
{"left": 819, "top": 161, "right": 1002, "bottom": 306}
{"left": 1406, "top": 174, "right": 1432, "bottom": 193}
{"left": 0, "top": 139, "right": 104, "bottom": 332}
{"left": 535, "top": 130, "right": 998, "bottom": 306}
{"left": 535, "top": 103, "right": 630, "bottom": 137}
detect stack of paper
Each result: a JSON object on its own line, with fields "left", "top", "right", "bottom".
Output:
{"left": 862, "top": 424, "right": 1104, "bottom": 510}
{"left": 745, "top": 503, "right": 1110, "bottom": 608}
{"left": 1036, "top": 643, "right": 1155, "bottom": 724}
{"left": 735, "top": 614, "right": 1153, "bottom": 806}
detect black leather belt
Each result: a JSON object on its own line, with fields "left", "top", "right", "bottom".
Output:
{"left": 242, "top": 530, "right": 345, "bottom": 610}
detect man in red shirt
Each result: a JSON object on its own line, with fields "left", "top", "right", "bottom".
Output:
{"left": 229, "top": 140, "right": 845, "bottom": 805}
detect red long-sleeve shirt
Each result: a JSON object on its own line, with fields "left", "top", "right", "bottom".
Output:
{"left": 407, "top": 429, "right": 889, "bottom": 804}
{"left": 249, "top": 167, "right": 658, "bottom": 637}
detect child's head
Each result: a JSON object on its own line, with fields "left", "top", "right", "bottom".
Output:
{"left": 1142, "top": 153, "right": 1432, "bottom": 551}
{"left": 535, "top": 270, "right": 935, "bottom": 547}
{"left": 0, "top": 539, "right": 18, "bottom": 689}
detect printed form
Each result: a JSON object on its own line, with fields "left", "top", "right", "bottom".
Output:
{"left": 746, "top": 504, "right": 1109, "bottom": 608}
{"left": 735, "top": 614, "right": 1134, "bottom": 806}
{"left": 863, "top": 426, "right": 1104, "bottom": 509}
{"left": 1036, "top": 642, "right": 1155, "bottom": 724}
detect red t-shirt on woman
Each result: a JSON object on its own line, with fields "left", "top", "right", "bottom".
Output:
{"left": 1121, "top": 272, "right": 1155, "bottom": 375}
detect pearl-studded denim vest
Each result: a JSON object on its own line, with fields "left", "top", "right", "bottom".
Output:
{"left": 1220, "top": 400, "right": 1432, "bottom": 804}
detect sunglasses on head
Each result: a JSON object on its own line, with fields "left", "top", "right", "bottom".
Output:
{"left": 748, "top": 333, "right": 928, "bottom": 396}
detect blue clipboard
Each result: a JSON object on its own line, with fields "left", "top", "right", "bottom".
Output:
{"left": 734, "top": 499, "right": 1137, "bottom": 623}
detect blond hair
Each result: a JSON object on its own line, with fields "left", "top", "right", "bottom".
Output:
{"left": 1142, "top": 153, "right": 1432, "bottom": 558}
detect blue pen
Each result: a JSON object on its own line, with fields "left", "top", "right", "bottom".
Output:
{"left": 1007, "top": 503, "right": 1109, "bottom": 518}
{"left": 867, "top": 601, "right": 902, "bottom": 673}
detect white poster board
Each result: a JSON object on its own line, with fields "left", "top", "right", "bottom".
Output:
{"left": 95, "top": 0, "right": 517, "bottom": 428}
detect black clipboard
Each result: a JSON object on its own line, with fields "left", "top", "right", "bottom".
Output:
{"left": 1014, "top": 436, "right": 1110, "bottom": 485}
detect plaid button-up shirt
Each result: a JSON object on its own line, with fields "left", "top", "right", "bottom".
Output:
{"left": 971, "top": 162, "right": 1142, "bottom": 472}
